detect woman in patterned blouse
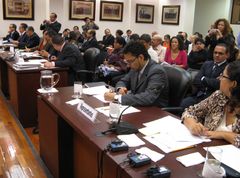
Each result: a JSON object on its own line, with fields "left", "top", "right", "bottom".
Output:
{"left": 182, "top": 61, "right": 240, "bottom": 147}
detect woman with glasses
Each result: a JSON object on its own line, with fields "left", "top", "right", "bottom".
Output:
{"left": 182, "top": 61, "right": 240, "bottom": 147}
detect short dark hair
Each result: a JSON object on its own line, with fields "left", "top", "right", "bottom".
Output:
{"left": 84, "top": 17, "right": 90, "bottom": 22}
{"left": 164, "top": 34, "right": 170, "bottom": 40}
{"left": 123, "top": 41, "right": 149, "bottom": 60}
{"left": 194, "top": 38, "right": 205, "bottom": 45}
{"left": 52, "top": 35, "right": 64, "bottom": 45}
{"left": 130, "top": 33, "right": 139, "bottom": 41}
{"left": 193, "top": 32, "right": 203, "bottom": 39}
{"left": 69, "top": 31, "right": 77, "bottom": 41}
{"left": 20, "top": 23, "right": 28, "bottom": 30}
{"left": 115, "top": 37, "right": 126, "bottom": 47}
{"left": 46, "top": 30, "right": 57, "bottom": 38}
{"left": 126, "top": 29, "right": 132, "bottom": 33}
{"left": 215, "top": 43, "right": 229, "bottom": 54}
{"left": 51, "top": 12, "right": 57, "bottom": 18}
{"left": 226, "top": 61, "right": 240, "bottom": 112}
{"left": 116, "top": 29, "right": 123, "bottom": 36}
{"left": 170, "top": 36, "right": 184, "bottom": 50}
{"left": 27, "top": 26, "right": 34, "bottom": 32}
{"left": 73, "top": 26, "right": 79, "bottom": 30}
{"left": 88, "top": 29, "right": 96, "bottom": 37}
{"left": 140, "top": 34, "right": 151, "bottom": 43}
{"left": 11, "top": 24, "right": 17, "bottom": 30}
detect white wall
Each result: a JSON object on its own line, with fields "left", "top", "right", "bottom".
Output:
{"left": 0, "top": 0, "right": 49, "bottom": 37}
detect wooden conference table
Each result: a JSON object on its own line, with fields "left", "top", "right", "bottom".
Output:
{"left": 37, "top": 86, "right": 227, "bottom": 178}
{"left": 0, "top": 51, "right": 69, "bottom": 127}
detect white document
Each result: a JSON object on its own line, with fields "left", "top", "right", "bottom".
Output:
{"left": 176, "top": 152, "right": 205, "bottom": 167}
{"left": 117, "top": 134, "right": 145, "bottom": 147}
{"left": 135, "top": 147, "right": 165, "bottom": 162}
{"left": 83, "top": 86, "right": 109, "bottom": 95}
{"left": 96, "top": 105, "right": 140, "bottom": 116}
{"left": 206, "top": 145, "right": 240, "bottom": 173}
{"left": 93, "top": 94, "right": 110, "bottom": 103}
{"left": 66, "top": 99, "right": 81, "bottom": 105}
{"left": 16, "top": 61, "right": 42, "bottom": 66}
{"left": 37, "top": 88, "right": 58, "bottom": 93}
{"left": 28, "top": 59, "right": 47, "bottom": 63}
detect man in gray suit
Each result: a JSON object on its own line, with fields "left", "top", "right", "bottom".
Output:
{"left": 104, "top": 41, "right": 169, "bottom": 107}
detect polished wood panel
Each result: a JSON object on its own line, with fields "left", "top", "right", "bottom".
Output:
{"left": 0, "top": 92, "right": 49, "bottom": 178}
{"left": 38, "top": 86, "right": 228, "bottom": 178}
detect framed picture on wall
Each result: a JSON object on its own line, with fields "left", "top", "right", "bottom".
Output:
{"left": 100, "top": 1, "right": 123, "bottom": 21}
{"left": 161, "top": 5, "right": 180, "bottom": 25}
{"left": 69, "top": 0, "right": 95, "bottom": 20}
{"left": 3, "top": 0, "right": 34, "bottom": 20}
{"left": 231, "top": 0, "right": 240, "bottom": 24}
{"left": 136, "top": 4, "right": 154, "bottom": 23}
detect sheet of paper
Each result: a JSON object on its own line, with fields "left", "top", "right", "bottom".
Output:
{"left": 96, "top": 105, "right": 140, "bottom": 116}
{"left": 93, "top": 94, "right": 110, "bottom": 103}
{"left": 135, "top": 147, "right": 165, "bottom": 162}
{"left": 66, "top": 99, "right": 81, "bottom": 105}
{"left": 206, "top": 145, "right": 240, "bottom": 173}
{"left": 83, "top": 86, "right": 109, "bottom": 95}
{"left": 117, "top": 134, "right": 145, "bottom": 147}
{"left": 176, "top": 152, "right": 205, "bottom": 167}
{"left": 37, "top": 88, "right": 58, "bottom": 93}
{"left": 28, "top": 59, "right": 47, "bottom": 63}
{"left": 16, "top": 61, "right": 42, "bottom": 66}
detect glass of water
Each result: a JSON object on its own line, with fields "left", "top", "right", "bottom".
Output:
{"left": 108, "top": 102, "right": 120, "bottom": 123}
{"left": 72, "top": 81, "right": 83, "bottom": 99}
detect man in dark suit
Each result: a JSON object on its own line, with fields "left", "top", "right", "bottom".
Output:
{"left": 180, "top": 43, "right": 229, "bottom": 109}
{"left": 44, "top": 35, "right": 85, "bottom": 85}
{"left": 80, "top": 29, "right": 99, "bottom": 52}
{"left": 101, "top": 28, "right": 115, "bottom": 49}
{"left": 24, "top": 26, "right": 40, "bottom": 48}
{"left": 3, "top": 24, "right": 19, "bottom": 42}
{"left": 40, "top": 13, "right": 61, "bottom": 33}
{"left": 104, "top": 41, "right": 169, "bottom": 107}
{"left": 12, "top": 23, "right": 28, "bottom": 49}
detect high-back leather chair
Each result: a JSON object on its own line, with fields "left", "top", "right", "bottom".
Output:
{"left": 76, "top": 47, "right": 100, "bottom": 83}
{"left": 162, "top": 66, "right": 192, "bottom": 114}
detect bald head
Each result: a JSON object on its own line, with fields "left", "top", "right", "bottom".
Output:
{"left": 152, "top": 35, "right": 163, "bottom": 47}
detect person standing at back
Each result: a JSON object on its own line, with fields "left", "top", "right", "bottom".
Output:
{"left": 40, "top": 13, "right": 62, "bottom": 33}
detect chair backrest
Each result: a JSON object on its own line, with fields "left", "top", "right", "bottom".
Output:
{"left": 83, "top": 47, "right": 100, "bottom": 71}
{"left": 163, "top": 66, "right": 192, "bottom": 107}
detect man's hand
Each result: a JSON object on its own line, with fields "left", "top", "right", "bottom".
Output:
{"left": 104, "top": 92, "right": 116, "bottom": 101}
{"left": 44, "top": 61, "right": 54, "bottom": 68}
{"left": 118, "top": 87, "right": 127, "bottom": 95}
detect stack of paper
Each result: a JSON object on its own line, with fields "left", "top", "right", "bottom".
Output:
{"left": 140, "top": 116, "right": 211, "bottom": 153}
{"left": 13, "top": 61, "right": 42, "bottom": 70}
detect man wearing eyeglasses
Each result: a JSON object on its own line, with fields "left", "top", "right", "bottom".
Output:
{"left": 104, "top": 41, "right": 169, "bottom": 107}
{"left": 180, "top": 43, "right": 228, "bottom": 109}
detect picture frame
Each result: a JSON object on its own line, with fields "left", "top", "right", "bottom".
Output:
{"left": 230, "top": 0, "right": 240, "bottom": 24}
{"left": 161, "top": 5, "right": 180, "bottom": 25}
{"left": 100, "top": 1, "right": 123, "bottom": 21}
{"left": 69, "top": 0, "right": 95, "bottom": 20}
{"left": 135, "top": 4, "right": 154, "bottom": 23}
{"left": 3, "top": 0, "right": 34, "bottom": 20}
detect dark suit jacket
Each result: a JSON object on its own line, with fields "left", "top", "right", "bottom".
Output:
{"left": 102, "top": 35, "right": 115, "bottom": 47}
{"left": 193, "top": 60, "right": 228, "bottom": 97}
{"left": 18, "top": 32, "right": 29, "bottom": 49}
{"left": 25, "top": 33, "right": 40, "bottom": 48}
{"left": 116, "top": 60, "right": 169, "bottom": 107}
{"left": 187, "top": 49, "right": 208, "bottom": 70}
{"left": 55, "top": 43, "right": 85, "bottom": 85}
{"left": 4, "top": 31, "right": 19, "bottom": 41}
{"left": 40, "top": 21, "right": 62, "bottom": 33}
{"left": 80, "top": 38, "right": 99, "bottom": 52}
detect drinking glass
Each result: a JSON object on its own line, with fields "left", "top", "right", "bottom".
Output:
{"left": 40, "top": 70, "right": 60, "bottom": 94}
{"left": 108, "top": 102, "right": 120, "bottom": 123}
{"left": 72, "top": 81, "right": 83, "bottom": 99}
{"left": 198, "top": 147, "right": 225, "bottom": 178}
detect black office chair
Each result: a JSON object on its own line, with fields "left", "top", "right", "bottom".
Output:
{"left": 161, "top": 66, "right": 192, "bottom": 115}
{"left": 76, "top": 47, "right": 100, "bottom": 83}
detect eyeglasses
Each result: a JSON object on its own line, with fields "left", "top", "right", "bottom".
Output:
{"left": 124, "top": 56, "right": 138, "bottom": 64}
{"left": 219, "top": 73, "right": 231, "bottom": 80}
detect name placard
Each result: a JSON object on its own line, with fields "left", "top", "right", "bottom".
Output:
{"left": 77, "top": 101, "right": 98, "bottom": 122}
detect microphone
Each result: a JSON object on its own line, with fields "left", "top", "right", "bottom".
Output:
{"left": 102, "top": 105, "right": 138, "bottom": 135}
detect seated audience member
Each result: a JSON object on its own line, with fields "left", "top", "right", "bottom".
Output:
{"left": 11, "top": 23, "right": 28, "bottom": 49}
{"left": 182, "top": 61, "right": 240, "bottom": 147}
{"left": 73, "top": 26, "right": 84, "bottom": 44}
{"left": 80, "top": 29, "right": 99, "bottom": 52}
{"left": 129, "top": 33, "right": 140, "bottom": 42}
{"left": 205, "top": 18, "right": 235, "bottom": 61}
{"left": 62, "top": 28, "right": 70, "bottom": 41}
{"left": 187, "top": 38, "right": 208, "bottom": 70}
{"left": 180, "top": 43, "right": 228, "bottom": 109}
{"left": 68, "top": 31, "right": 78, "bottom": 47}
{"left": 3, "top": 24, "right": 19, "bottom": 42}
{"left": 26, "top": 30, "right": 49, "bottom": 52}
{"left": 100, "top": 28, "right": 115, "bottom": 49}
{"left": 104, "top": 41, "right": 169, "bottom": 107}
{"left": 151, "top": 31, "right": 158, "bottom": 37}
{"left": 82, "top": 17, "right": 99, "bottom": 32}
{"left": 123, "top": 29, "right": 132, "bottom": 43}
{"left": 152, "top": 34, "right": 167, "bottom": 63}
{"left": 163, "top": 34, "right": 170, "bottom": 49}
{"left": 181, "top": 32, "right": 191, "bottom": 51}
{"left": 164, "top": 36, "right": 187, "bottom": 69}
{"left": 139, "top": 34, "right": 158, "bottom": 63}
{"left": 40, "top": 12, "right": 61, "bottom": 33}
{"left": 44, "top": 35, "right": 85, "bottom": 85}
{"left": 115, "top": 29, "right": 123, "bottom": 38}
{"left": 100, "top": 37, "right": 127, "bottom": 82}
{"left": 24, "top": 26, "right": 40, "bottom": 48}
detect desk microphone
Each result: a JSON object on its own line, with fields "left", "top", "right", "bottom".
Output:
{"left": 102, "top": 105, "right": 138, "bottom": 135}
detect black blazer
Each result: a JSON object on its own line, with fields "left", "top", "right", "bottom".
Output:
{"left": 4, "top": 31, "right": 19, "bottom": 41}
{"left": 40, "top": 21, "right": 62, "bottom": 33}
{"left": 193, "top": 60, "right": 228, "bottom": 97}
{"left": 55, "top": 43, "right": 85, "bottom": 85}
{"left": 102, "top": 35, "right": 115, "bottom": 47}
{"left": 18, "top": 32, "right": 29, "bottom": 49}
{"left": 188, "top": 49, "right": 208, "bottom": 70}
{"left": 80, "top": 38, "right": 99, "bottom": 52}
{"left": 25, "top": 33, "right": 40, "bottom": 48}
